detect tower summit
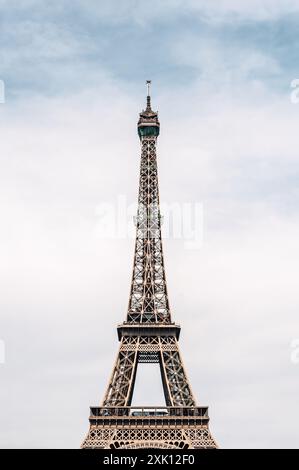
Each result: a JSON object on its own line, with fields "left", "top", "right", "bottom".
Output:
{"left": 138, "top": 80, "right": 160, "bottom": 139}
{"left": 81, "top": 82, "right": 217, "bottom": 449}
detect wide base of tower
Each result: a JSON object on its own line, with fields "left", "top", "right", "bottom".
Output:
{"left": 81, "top": 407, "right": 217, "bottom": 449}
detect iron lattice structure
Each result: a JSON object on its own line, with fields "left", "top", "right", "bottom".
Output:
{"left": 82, "top": 83, "right": 217, "bottom": 449}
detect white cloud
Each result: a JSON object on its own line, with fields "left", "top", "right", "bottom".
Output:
{"left": 1, "top": 73, "right": 299, "bottom": 447}
{"left": 0, "top": 0, "right": 299, "bottom": 449}
{"left": 2, "top": 0, "right": 299, "bottom": 26}
{"left": 73, "top": 0, "right": 299, "bottom": 23}
{"left": 187, "top": 0, "right": 299, "bottom": 21}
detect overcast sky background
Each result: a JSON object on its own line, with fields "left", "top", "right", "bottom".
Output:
{"left": 1, "top": 0, "right": 299, "bottom": 448}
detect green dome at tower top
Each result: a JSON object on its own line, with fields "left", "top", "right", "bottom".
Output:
{"left": 137, "top": 81, "right": 160, "bottom": 139}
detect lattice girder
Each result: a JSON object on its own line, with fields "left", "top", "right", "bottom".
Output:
{"left": 81, "top": 92, "right": 217, "bottom": 450}
{"left": 127, "top": 137, "right": 171, "bottom": 324}
{"left": 102, "top": 335, "right": 195, "bottom": 408}
{"left": 82, "top": 422, "right": 217, "bottom": 449}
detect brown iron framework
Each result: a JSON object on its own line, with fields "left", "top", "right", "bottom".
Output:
{"left": 81, "top": 82, "right": 217, "bottom": 449}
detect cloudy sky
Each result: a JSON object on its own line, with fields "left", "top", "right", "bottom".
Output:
{"left": 1, "top": 0, "right": 299, "bottom": 448}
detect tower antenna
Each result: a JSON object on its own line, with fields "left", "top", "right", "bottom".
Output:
{"left": 146, "top": 79, "right": 151, "bottom": 96}
{"left": 146, "top": 80, "right": 152, "bottom": 110}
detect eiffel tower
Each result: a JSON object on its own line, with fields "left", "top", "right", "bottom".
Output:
{"left": 81, "top": 82, "right": 217, "bottom": 449}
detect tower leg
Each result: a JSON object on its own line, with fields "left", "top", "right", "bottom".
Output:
{"left": 159, "top": 339, "right": 196, "bottom": 407}
{"left": 82, "top": 335, "right": 217, "bottom": 449}
{"left": 102, "top": 337, "right": 139, "bottom": 407}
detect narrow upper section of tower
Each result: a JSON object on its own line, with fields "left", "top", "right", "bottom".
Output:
{"left": 138, "top": 80, "right": 160, "bottom": 139}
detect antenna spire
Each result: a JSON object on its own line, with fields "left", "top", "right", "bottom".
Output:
{"left": 138, "top": 80, "right": 159, "bottom": 139}
{"left": 146, "top": 80, "right": 152, "bottom": 111}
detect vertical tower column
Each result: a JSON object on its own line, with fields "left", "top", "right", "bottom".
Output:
{"left": 127, "top": 136, "right": 170, "bottom": 324}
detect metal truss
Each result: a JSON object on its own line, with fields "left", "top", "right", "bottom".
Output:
{"left": 81, "top": 89, "right": 217, "bottom": 449}
{"left": 127, "top": 136, "right": 171, "bottom": 324}
{"left": 102, "top": 335, "right": 195, "bottom": 408}
{"left": 82, "top": 422, "right": 217, "bottom": 449}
